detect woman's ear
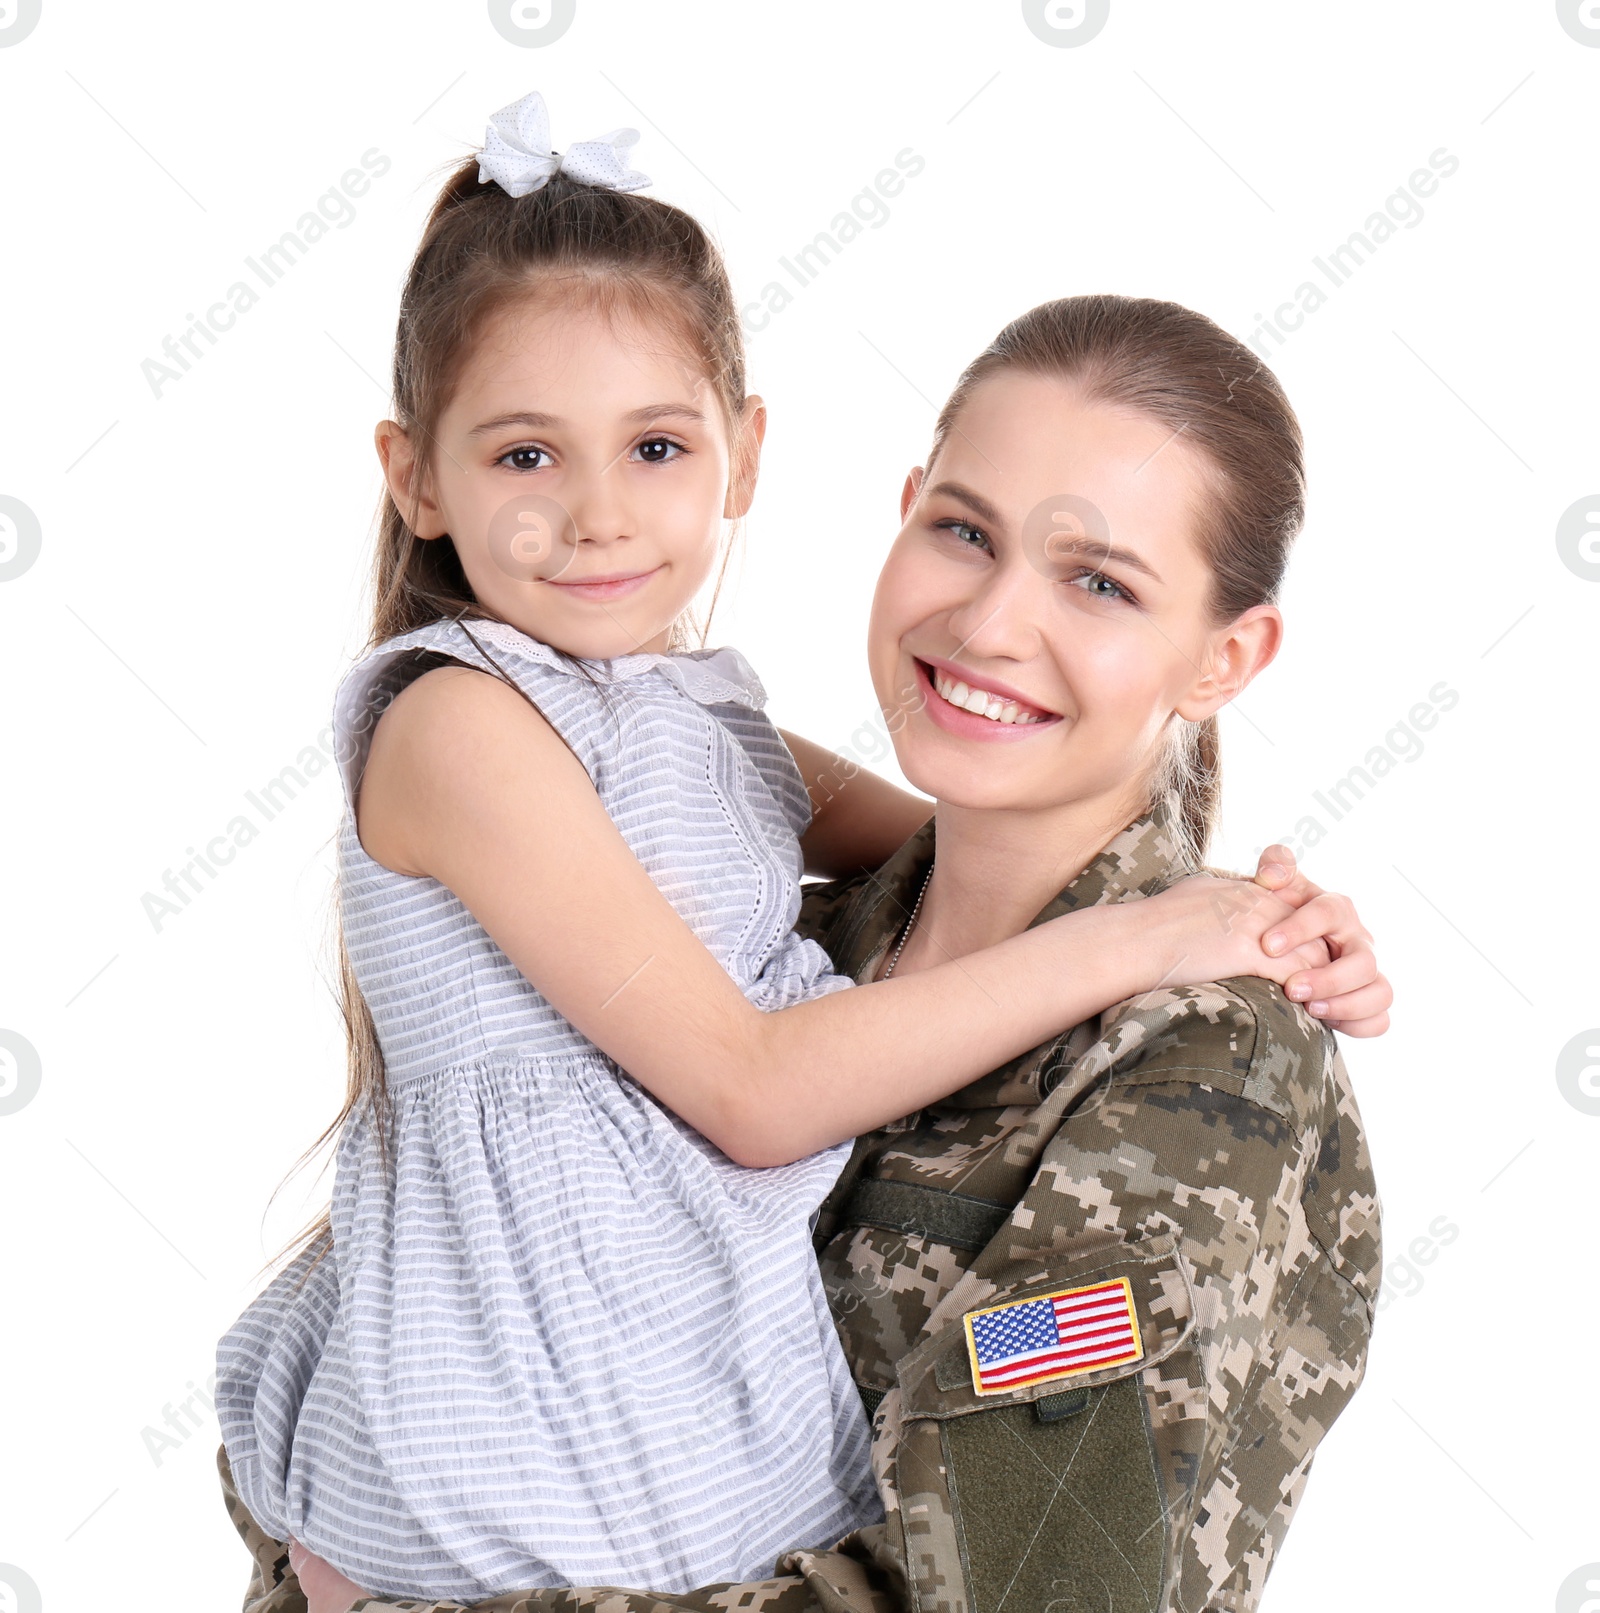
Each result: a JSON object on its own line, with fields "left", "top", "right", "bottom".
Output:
{"left": 900, "top": 465, "right": 925, "bottom": 522}
{"left": 724, "top": 396, "right": 768, "bottom": 519}
{"left": 1175, "top": 603, "right": 1284, "bottom": 720}
{"left": 375, "top": 420, "right": 447, "bottom": 540}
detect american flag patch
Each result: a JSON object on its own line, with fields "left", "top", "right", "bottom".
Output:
{"left": 964, "top": 1277, "right": 1143, "bottom": 1395}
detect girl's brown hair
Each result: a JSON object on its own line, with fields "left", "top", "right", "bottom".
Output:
{"left": 370, "top": 161, "right": 751, "bottom": 645}
{"left": 928, "top": 294, "right": 1305, "bottom": 869}
{"left": 277, "top": 156, "right": 750, "bottom": 1276}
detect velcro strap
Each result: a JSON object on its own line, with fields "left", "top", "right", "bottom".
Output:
{"left": 842, "top": 1178, "right": 1012, "bottom": 1252}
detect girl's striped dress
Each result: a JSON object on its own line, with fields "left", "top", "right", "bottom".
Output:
{"left": 214, "top": 615, "right": 881, "bottom": 1602}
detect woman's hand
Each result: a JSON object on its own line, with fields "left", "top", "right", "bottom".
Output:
{"left": 287, "top": 1538, "right": 367, "bottom": 1613}
{"left": 1248, "top": 844, "right": 1392, "bottom": 1037}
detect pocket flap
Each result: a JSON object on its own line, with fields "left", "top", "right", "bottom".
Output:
{"left": 898, "top": 1232, "right": 1195, "bottom": 1419}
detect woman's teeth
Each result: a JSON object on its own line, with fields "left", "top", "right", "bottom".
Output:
{"left": 930, "top": 667, "right": 1049, "bottom": 725}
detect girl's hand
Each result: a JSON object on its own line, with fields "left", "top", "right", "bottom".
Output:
{"left": 1249, "top": 844, "right": 1392, "bottom": 1038}
{"left": 287, "top": 1538, "right": 367, "bottom": 1613}
{"left": 1139, "top": 873, "right": 1331, "bottom": 998}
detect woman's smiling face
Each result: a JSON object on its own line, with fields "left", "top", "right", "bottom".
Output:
{"left": 868, "top": 370, "right": 1281, "bottom": 817}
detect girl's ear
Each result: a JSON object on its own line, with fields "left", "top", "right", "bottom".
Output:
{"left": 900, "top": 465, "right": 925, "bottom": 521}
{"left": 724, "top": 396, "right": 767, "bottom": 520}
{"left": 376, "top": 420, "right": 447, "bottom": 540}
{"left": 1175, "top": 603, "right": 1284, "bottom": 720}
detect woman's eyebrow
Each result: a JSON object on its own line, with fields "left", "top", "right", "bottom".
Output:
{"left": 929, "top": 479, "right": 1162, "bottom": 582}
{"left": 927, "top": 480, "right": 1005, "bottom": 528}
{"left": 1043, "top": 534, "right": 1164, "bottom": 584}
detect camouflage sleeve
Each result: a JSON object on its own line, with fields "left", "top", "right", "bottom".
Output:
{"left": 859, "top": 978, "right": 1377, "bottom": 1612}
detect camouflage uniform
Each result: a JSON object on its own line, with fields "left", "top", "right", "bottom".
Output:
{"left": 217, "top": 802, "right": 1381, "bottom": 1613}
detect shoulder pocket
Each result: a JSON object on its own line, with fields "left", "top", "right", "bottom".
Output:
{"left": 890, "top": 1235, "right": 1195, "bottom": 1613}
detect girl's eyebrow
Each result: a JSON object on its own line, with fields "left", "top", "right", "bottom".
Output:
{"left": 624, "top": 403, "right": 706, "bottom": 425}
{"left": 928, "top": 478, "right": 1163, "bottom": 584}
{"left": 468, "top": 403, "right": 706, "bottom": 438}
{"left": 469, "top": 411, "right": 561, "bottom": 437}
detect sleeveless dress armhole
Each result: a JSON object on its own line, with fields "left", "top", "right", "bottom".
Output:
{"left": 332, "top": 648, "right": 467, "bottom": 818}
{"left": 331, "top": 622, "right": 622, "bottom": 829}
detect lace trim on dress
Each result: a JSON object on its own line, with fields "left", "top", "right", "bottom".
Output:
{"left": 458, "top": 616, "right": 769, "bottom": 711}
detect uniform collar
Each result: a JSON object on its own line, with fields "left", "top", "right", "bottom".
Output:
{"left": 823, "top": 796, "right": 1199, "bottom": 1105}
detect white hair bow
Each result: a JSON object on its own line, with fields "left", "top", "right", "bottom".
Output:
{"left": 476, "top": 90, "right": 651, "bottom": 199}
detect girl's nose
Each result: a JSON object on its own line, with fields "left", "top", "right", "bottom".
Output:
{"left": 565, "top": 464, "right": 633, "bottom": 547}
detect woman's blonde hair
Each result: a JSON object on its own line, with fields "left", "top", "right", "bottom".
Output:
{"left": 929, "top": 294, "right": 1306, "bottom": 869}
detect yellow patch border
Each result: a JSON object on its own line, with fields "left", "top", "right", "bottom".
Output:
{"left": 964, "top": 1275, "right": 1144, "bottom": 1397}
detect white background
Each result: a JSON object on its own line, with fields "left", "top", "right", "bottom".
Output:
{"left": 1, "top": 3, "right": 1596, "bottom": 1609}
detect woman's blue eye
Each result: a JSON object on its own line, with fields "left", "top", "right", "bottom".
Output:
{"left": 634, "top": 437, "right": 684, "bottom": 464}
{"left": 1070, "top": 569, "right": 1134, "bottom": 603}
{"left": 500, "top": 445, "right": 549, "bottom": 472}
{"left": 937, "top": 519, "right": 992, "bottom": 551}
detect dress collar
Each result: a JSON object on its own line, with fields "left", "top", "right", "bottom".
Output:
{"left": 452, "top": 615, "right": 770, "bottom": 710}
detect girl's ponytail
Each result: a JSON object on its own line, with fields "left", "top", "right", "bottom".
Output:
{"left": 271, "top": 145, "right": 750, "bottom": 1281}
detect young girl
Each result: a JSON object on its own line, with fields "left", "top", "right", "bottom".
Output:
{"left": 215, "top": 92, "right": 1384, "bottom": 1609}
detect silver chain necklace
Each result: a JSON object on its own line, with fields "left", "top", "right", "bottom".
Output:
{"left": 882, "top": 864, "right": 935, "bottom": 980}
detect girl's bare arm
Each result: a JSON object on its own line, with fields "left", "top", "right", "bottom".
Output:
{"left": 778, "top": 727, "right": 932, "bottom": 878}
{"left": 360, "top": 667, "right": 1326, "bottom": 1169}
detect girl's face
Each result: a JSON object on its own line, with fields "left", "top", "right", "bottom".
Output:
{"left": 868, "top": 371, "right": 1281, "bottom": 819}
{"left": 380, "top": 294, "right": 761, "bottom": 658}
